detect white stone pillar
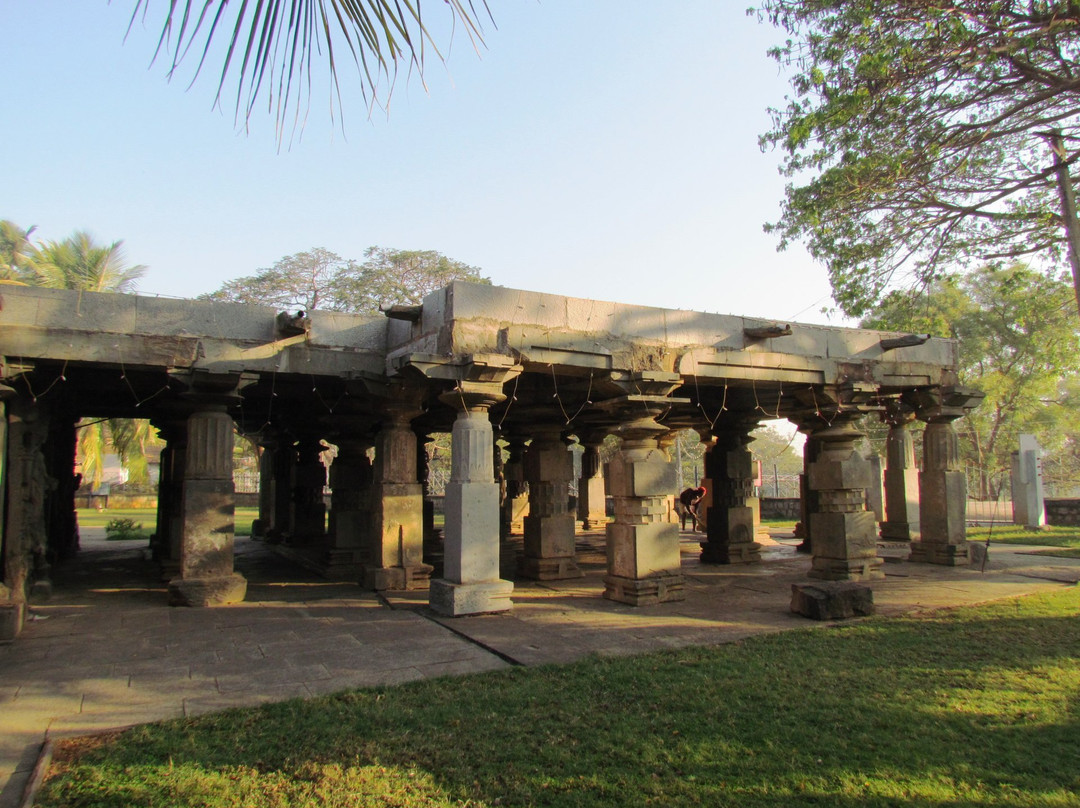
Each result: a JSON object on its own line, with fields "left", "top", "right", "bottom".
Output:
{"left": 429, "top": 382, "right": 514, "bottom": 616}
{"left": 1011, "top": 434, "right": 1046, "bottom": 529}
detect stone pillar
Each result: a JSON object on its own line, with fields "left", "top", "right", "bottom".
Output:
{"left": 324, "top": 434, "right": 373, "bottom": 577}
{"left": 429, "top": 382, "right": 515, "bottom": 616}
{"left": 499, "top": 435, "right": 528, "bottom": 537}
{"left": 604, "top": 415, "right": 685, "bottom": 605}
{"left": 880, "top": 405, "right": 920, "bottom": 541}
{"left": 794, "top": 431, "right": 823, "bottom": 553}
{"left": 289, "top": 436, "right": 327, "bottom": 543}
{"left": 268, "top": 439, "right": 295, "bottom": 543}
{"left": 806, "top": 416, "right": 884, "bottom": 581}
{"left": 519, "top": 425, "right": 581, "bottom": 580}
{"left": 251, "top": 436, "right": 276, "bottom": 539}
{"left": 577, "top": 437, "right": 608, "bottom": 530}
{"left": 1011, "top": 434, "right": 1046, "bottom": 528}
{"left": 168, "top": 405, "right": 247, "bottom": 606}
{"left": 700, "top": 421, "right": 762, "bottom": 565}
{"left": 910, "top": 388, "right": 983, "bottom": 565}
{"left": 155, "top": 419, "right": 188, "bottom": 577}
{"left": 0, "top": 392, "right": 16, "bottom": 642}
{"left": 367, "top": 402, "right": 431, "bottom": 590}
{"left": 418, "top": 432, "right": 440, "bottom": 563}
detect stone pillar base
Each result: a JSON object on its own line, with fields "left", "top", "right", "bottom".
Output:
{"left": 364, "top": 563, "right": 434, "bottom": 591}
{"left": 603, "top": 573, "right": 685, "bottom": 606}
{"left": 429, "top": 578, "right": 513, "bottom": 616}
{"left": 699, "top": 541, "right": 762, "bottom": 565}
{"left": 880, "top": 522, "right": 916, "bottom": 541}
{"left": 808, "top": 557, "right": 885, "bottom": 582}
{"left": 168, "top": 573, "right": 248, "bottom": 607}
{"left": 909, "top": 541, "right": 970, "bottom": 566}
{"left": 0, "top": 602, "right": 26, "bottom": 643}
{"left": 517, "top": 556, "right": 583, "bottom": 581}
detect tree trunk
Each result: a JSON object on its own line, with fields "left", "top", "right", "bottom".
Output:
{"left": 1048, "top": 131, "right": 1080, "bottom": 318}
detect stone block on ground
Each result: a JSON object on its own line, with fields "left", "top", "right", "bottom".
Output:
{"left": 790, "top": 581, "right": 875, "bottom": 620}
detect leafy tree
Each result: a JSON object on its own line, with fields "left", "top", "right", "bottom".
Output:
{"left": 750, "top": 424, "right": 804, "bottom": 477}
{"left": 26, "top": 231, "right": 146, "bottom": 292}
{"left": 862, "top": 264, "right": 1080, "bottom": 498}
{"left": 202, "top": 246, "right": 489, "bottom": 313}
{"left": 755, "top": 0, "right": 1080, "bottom": 317}
{"left": 200, "top": 248, "right": 353, "bottom": 312}
{"left": 0, "top": 219, "right": 36, "bottom": 281}
{"left": 129, "top": 0, "right": 490, "bottom": 136}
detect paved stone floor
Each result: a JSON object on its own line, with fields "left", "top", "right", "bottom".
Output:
{"left": 2, "top": 526, "right": 1078, "bottom": 807}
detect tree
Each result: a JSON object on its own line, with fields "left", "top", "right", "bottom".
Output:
{"left": 0, "top": 219, "right": 36, "bottom": 281}
{"left": 202, "top": 246, "right": 489, "bottom": 313}
{"left": 755, "top": 1, "right": 1080, "bottom": 317}
{"left": 26, "top": 231, "right": 146, "bottom": 292}
{"left": 861, "top": 264, "right": 1080, "bottom": 498}
{"left": 129, "top": 0, "right": 490, "bottom": 137}
{"left": 200, "top": 248, "right": 353, "bottom": 312}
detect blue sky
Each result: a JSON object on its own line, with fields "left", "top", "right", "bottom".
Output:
{"left": 3, "top": 1, "right": 844, "bottom": 326}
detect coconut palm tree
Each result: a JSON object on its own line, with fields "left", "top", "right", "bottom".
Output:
{"left": 0, "top": 219, "right": 36, "bottom": 281}
{"left": 131, "top": 0, "right": 490, "bottom": 135}
{"left": 26, "top": 231, "right": 146, "bottom": 292}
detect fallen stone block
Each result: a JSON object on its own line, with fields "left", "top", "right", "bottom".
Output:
{"left": 790, "top": 581, "right": 875, "bottom": 621}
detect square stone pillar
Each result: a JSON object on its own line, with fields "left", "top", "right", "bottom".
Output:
{"left": 806, "top": 417, "right": 884, "bottom": 581}
{"left": 429, "top": 381, "right": 515, "bottom": 616}
{"left": 910, "top": 387, "right": 983, "bottom": 565}
{"left": 520, "top": 426, "right": 581, "bottom": 580}
{"left": 577, "top": 439, "right": 608, "bottom": 530}
{"left": 367, "top": 405, "right": 431, "bottom": 591}
{"left": 880, "top": 406, "right": 920, "bottom": 541}
{"left": 168, "top": 407, "right": 247, "bottom": 606}
{"left": 500, "top": 436, "right": 529, "bottom": 537}
{"left": 323, "top": 435, "right": 373, "bottom": 578}
{"left": 700, "top": 423, "right": 762, "bottom": 565}
{"left": 604, "top": 417, "right": 685, "bottom": 606}
{"left": 268, "top": 440, "right": 295, "bottom": 542}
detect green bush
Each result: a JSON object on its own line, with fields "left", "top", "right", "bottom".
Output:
{"left": 105, "top": 517, "right": 144, "bottom": 541}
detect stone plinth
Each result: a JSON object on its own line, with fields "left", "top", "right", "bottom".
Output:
{"left": 791, "top": 582, "right": 875, "bottom": 620}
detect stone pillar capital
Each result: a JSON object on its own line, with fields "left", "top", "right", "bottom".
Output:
{"left": 911, "top": 386, "right": 985, "bottom": 424}
{"left": 439, "top": 380, "right": 509, "bottom": 413}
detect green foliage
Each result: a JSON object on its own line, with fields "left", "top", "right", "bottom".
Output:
{"left": 25, "top": 230, "right": 146, "bottom": 292}
{"left": 39, "top": 589, "right": 1080, "bottom": 807}
{"left": 862, "top": 265, "right": 1080, "bottom": 497}
{"left": 0, "top": 219, "right": 35, "bottom": 281}
{"left": 201, "top": 246, "right": 489, "bottom": 314}
{"left": 104, "top": 517, "right": 145, "bottom": 541}
{"left": 755, "top": 0, "right": 1080, "bottom": 316}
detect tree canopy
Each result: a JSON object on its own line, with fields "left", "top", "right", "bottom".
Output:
{"left": 756, "top": 0, "right": 1080, "bottom": 317}
{"left": 201, "top": 246, "right": 489, "bottom": 314}
{"left": 862, "top": 264, "right": 1080, "bottom": 497}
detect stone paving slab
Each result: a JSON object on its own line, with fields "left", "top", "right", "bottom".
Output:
{"left": 2, "top": 531, "right": 1078, "bottom": 807}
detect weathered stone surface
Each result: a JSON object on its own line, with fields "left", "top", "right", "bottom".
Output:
{"left": 790, "top": 582, "right": 875, "bottom": 620}
{"left": 168, "top": 573, "right": 248, "bottom": 607}
{"left": 0, "top": 600, "right": 25, "bottom": 643}
{"left": 429, "top": 578, "right": 513, "bottom": 616}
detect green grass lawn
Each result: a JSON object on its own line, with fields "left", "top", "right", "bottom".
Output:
{"left": 76, "top": 508, "right": 260, "bottom": 537}
{"left": 39, "top": 589, "right": 1080, "bottom": 808}
{"left": 968, "top": 525, "right": 1080, "bottom": 558}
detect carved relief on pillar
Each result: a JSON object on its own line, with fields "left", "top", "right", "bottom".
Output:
{"left": 909, "top": 387, "right": 984, "bottom": 566}
{"left": 576, "top": 430, "right": 608, "bottom": 531}
{"left": 700, "top": 417, "right": 762, "bottom": 565}
{"left": 501, "top": 435, "right": 529, "bottom": 537}
{"left": 804, "top": 412, "right": 885, "bottom": 582}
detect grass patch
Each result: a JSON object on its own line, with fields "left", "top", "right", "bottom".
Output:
{"left": 968, "top": 524, "right": 1080, "bottom": 550}
{"left": 77, "top": 508, "right": 260, "bottom": 537}
{"left": 39, "top": 589, "right": 1080, "bottom": 807}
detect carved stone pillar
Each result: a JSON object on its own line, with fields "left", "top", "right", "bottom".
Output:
{"left": 251, "top": 434, "right": 277, "bottom": 539}
{"left": 367, "top": 400, "right": 431, "bottom": 590}
{"left": 700, "top": 420, "right": 762, "bottom": 565}
{"left": 289, "top": 435, "right": 327, "bottom": 543}
{"left": 880, "top": 404, "right": 920, "bottom": 541}
{"left": 577, "top": 435, "right": 608, "bottom": 530}
{"left": 268, "top": 439, "right": 295, "bottom": 543}
{"left": 519, "top": 425, "right": 581, "bottom": 580}
{"left": 152, "top": 417, "right": 188, "bottom": 577}
{"left": 0, "top": 391, "right": 16, "bottom": 641}
{"left": 910, "top": 388, "right": 984, "bottom": 565}
{"left": 168, "top": 404, "right": 247, "bottom": 606}
{"left": 324, "top": 434, "right": 373, "bottom": 578}
{"left": 429, "top": 380, "right": 516, "bottom": 616}
{"left": 500, "top": 435, "right": 529, "bottom": 537}
{"left": 794, "top": 429, "right": 823, "bottom": 552}
{"left": 806, "top": 415, "right": 884, "bottom": 581}
{"left": 417, "top": 432, "right": 440, "bottom": 564}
